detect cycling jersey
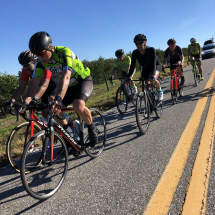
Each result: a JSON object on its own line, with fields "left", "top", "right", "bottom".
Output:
{"left": 20, "top": 68, "right": 32, "bottom": 82}
{"left": 129, "top": 46, "right": 161, "bottom": 79}
{"left": 188, "top": 43, "right": 201, "bottom": 55}
{"left": 33, "top": 46, "right": 90, "bottom": 87}
{"left": 114, "top": 55, "right": 131, "bottom": 72}
{"left": 164, "top": 45, "right": 183, "bottom": 60}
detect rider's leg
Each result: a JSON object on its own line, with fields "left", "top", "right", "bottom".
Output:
{"left": 198, "top": 61, "right": 204, "bottom": 79}
{"left": 177, "top": 61, "right": 185, "bottom": 85}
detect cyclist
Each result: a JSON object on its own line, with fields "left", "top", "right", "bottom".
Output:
{"left": 110, "top": 49, "right": 138, "bottom": 95}
{"left": 18, "top": 31, "right": 97, "bottom": 148}
{"left": 3, "top": 50, "right": 60, "bottom": 121}
{"left": 163, "top": 38, "right": 185, "bottom": 85}
{"left": 188, "top": 37, "right": 204, "bottom": 80}
{"left": 126, "top": 34, "right": 163, "bottom": 101}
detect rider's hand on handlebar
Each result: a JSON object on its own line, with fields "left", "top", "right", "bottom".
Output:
{"left": 51, "top": 96, "right": 62, "bottom": 115}
{"left": 16, "top": 102, "right": 29, "bottom": 116}
{"left": 2, "top": 101, "right": 13, "bottom": 115}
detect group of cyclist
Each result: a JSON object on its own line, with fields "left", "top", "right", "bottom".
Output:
{"left": 3, "top": 32, "right": 204, "bottom": 150}
{"left": 110, "top": 35, "right": 204, "bottom": 102}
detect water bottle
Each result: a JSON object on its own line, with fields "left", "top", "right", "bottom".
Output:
{"left": 73, "top": 120, "right": 80, "bottom": 141}
{"left": 64, "top": 113, "right": 70, "bottom": 122}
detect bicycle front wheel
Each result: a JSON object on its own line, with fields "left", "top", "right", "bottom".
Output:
{"left": 194, "top": 67, "right": 198, "bottom": 86}
{"left": 135, "top": 92, "right": 150, "bottom": 134}
{"left": 116, "top": 86, "right": 127, "bottom": 115}
{"left": 84, "top": 108, "right": 106, "bottom": 158}
{"left": 20, "top": 130, "right": 68, "bottom": 200}
{"left": 170, "top": 78, "right": 177, "bottom": 104}
{"left": 6, "top": 121, "right": 43, "bottom": 173}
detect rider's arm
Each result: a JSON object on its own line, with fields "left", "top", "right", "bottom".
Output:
{"left": 199, "top": 45, "right": 202, "bottom": 57}
{"left": 127, "top": 65, "right": 130, "bottom": 74}
{"left": 10, "top": 80, "right": 28, "bottom": 102}
{"left": 25, "top": 77, "right": 41, "bottom": 104}
{"left": 56, "top": 69, "right": 71, "bottom": 99}
{"left": 34, "top": 70, "right": 52, "bottom": 99}
{"left": 163, "top": 49, "right": 169, "bottom": 65}
{"left": 128, "top": 50, "right": 136, "bottom": 77}
{"left": 111, "top": 67, "right": 117, "bottom": 78}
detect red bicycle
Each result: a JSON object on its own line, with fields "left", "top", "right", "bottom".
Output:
{"left": 165, "top": 64, "right": 183, "bottom": 104}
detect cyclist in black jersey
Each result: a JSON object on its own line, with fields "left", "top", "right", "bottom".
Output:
{"left": 127, "top": 34, "right": 163, "bottom": 101}
{"left": 163, "top": 38, "right": 185, "bottom": 85}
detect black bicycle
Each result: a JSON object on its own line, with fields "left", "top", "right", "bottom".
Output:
{"left": 20, "top": 102, "right": 106, "bottom": 200}
{"left": 115, "top": 77, "right": 139, "bottom": 115}
{"left": 134, "top": 77, "right": 163, "bottom": 134}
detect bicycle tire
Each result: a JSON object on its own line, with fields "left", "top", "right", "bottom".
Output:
{"left": 179, "top": 85, "right": 183, "bottom": 97}
{"left": 135, "top": 92, "right": 150, "bottom": 134}
{"left": 20, "top": 130, "right": 68, "bottom": 200}
{"left": 170, "top": 78, "right": 177, "bottom": 104}
{"left": 84, "top": 108, "right": 106, "bottom": 158}
{"left": 116, "top": 86, "right": 128, "bottom": 115}
{"left": 154, "top": 91, "right": 164, "bottom": 118}
{"left": 6, "top": 121, "right": 43, "bottom": 173}
{"left": 193, "top": 67, "right": 198, "bottom": 87}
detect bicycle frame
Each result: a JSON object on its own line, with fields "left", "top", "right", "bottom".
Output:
{"left": 171, "top": 68, "right": 179, "bottom": 91}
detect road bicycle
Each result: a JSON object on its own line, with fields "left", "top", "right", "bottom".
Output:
{"left": 165, "top": 64, "right": 183, "bottom": 104}
{"left": 133, "top": 76, "right": 163, "bottom": 134}
{"left": 187, "top": 58, "right": 201, "bottom": 86}
{"left": 115, "top": 77, "right": 139, "bottom": 115}
{"left": 20, "top": 102, "right": 106, "bottom": 200}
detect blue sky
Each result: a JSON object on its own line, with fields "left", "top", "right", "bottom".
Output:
{"left": 0, "top": 0, "right": 214, "bottom": 76}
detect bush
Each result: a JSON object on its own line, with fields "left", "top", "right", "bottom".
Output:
{"left": 0, "top": 73, "right": 19, "bottom": 106}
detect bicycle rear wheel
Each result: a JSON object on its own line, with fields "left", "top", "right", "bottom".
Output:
{"left": 135, "top": 92, "right": 150, "bottom": 134}
{"left": 116, "top": 86, "right": 127, "bottom": 115}
{"left": 170, "top": 78, "right": 177, "bottom": 104}
{"left": 20, "top": 130, "right": 68, "bottom": 200}
{"left": 154, "top": 91, "right": 164, "bottom": 118}
{"left": 6, "top": 122, "right": 43, "bottom": 173}
{"left": 130, "top": 83, "right": 139, "bottom": 107}
{"left": 84, "top": 108, "right": 106, "bottom": 158}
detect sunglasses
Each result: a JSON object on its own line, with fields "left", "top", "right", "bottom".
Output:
{"left": 191, "top": 42, "right": 195, "bottom": 44}
{"left": 36, "top": 50, "right": 48, "bottom": 57}
{"left": 118, "top": 56, "right": 123, "bottom": 59}
{"left": 135, "top": 41, "right": 144, "bottom": 46}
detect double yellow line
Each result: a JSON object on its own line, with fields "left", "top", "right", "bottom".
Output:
{"left": 143, "top": 68, "right": 215, "bottom": 215}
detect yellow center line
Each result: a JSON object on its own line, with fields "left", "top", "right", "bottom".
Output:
{"left": 143, "top": 69, "right": 215, "bottom": 215}
{"left": 182, "top": 84, "right": 215, "bottom": 214}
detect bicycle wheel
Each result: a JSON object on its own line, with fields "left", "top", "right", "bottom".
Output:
{"left": 20, "top": 130, "right": 68, "bottom": 200}
{"left": 6, "top": 121, "right": 43, "bottom": 173}
{"left": 170, "top": 78, "right": 177, "bottom": 104}
{"left": 193, "top": 67, "right": 198, "bottom": 86}
{"left": 84, "top": 108, "right": 106, "bottom": 158}
{"left": 178, "top": 85, "right": 183, "bottom": 97}
{"left": 116, "top": 86, "right": 128, "bottom": 115}
{"left": 135, "top": 92, "right": 150, "bottom": 134}
{"left": 154, "top": 91, "right": 164, "bottom": 118}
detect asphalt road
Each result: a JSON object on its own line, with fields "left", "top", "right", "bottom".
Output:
{"left": 1, "top": 58, "right": 215, "bottom": 215}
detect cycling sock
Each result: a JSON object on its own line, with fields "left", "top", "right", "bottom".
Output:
{"left": 157, "top": 88, "right": 162, "bottom": 92}
{"left": 87, "top": 123, "right": 96, "bottom": 132}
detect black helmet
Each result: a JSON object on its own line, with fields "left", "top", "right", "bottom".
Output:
{"left": 18, "top": 50, "right": 35, "bottom": 65}
{"left": 115, "top": 49, "right": 124, "bottom": 58}
{"left": 190, "top": 37, "right": 196, "bottom": 43}
{"left": 167, "top": 38, "right": 176, "bottom": 45}
{"left": 134, "top": 34, "right": 147, "bottom": 43}
{"left": 29, "top": 31, "right": 52, "bottom": 54}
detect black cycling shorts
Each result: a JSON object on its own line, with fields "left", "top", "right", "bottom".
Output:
{"left": 191, "top": 53, "right": 201, "bottom": 60}
{"left": 62, "top": 75, "right": 93, "bottom": 107}
{"left": 41, "top": 76, "right": 60, "bottom": 104}
{"left": 142, "top": 65, "right": 162, "bottom": 80}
